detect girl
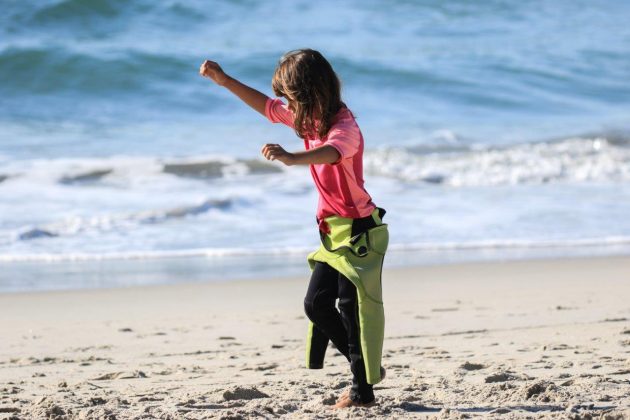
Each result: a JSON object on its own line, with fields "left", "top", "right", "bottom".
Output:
{"left": 199, "top": 49, "right": 388, "bottom": 409}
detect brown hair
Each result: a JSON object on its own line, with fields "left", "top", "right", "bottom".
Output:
{"left": 271, "top": 49, "right": 344, "bottom": 139}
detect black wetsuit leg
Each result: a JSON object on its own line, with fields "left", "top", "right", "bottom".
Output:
{"left": 337, "top": 272, "right": 374, "bottom": 403}
{"left": 304, "top": 262, "right": 348, "bottom": 357}
{"left": 303, "top": 261, "right": 374, "bottom": 404}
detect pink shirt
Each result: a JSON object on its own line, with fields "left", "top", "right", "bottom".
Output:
{"left": 265, "top": 97, "right": 376, "bottom": 221}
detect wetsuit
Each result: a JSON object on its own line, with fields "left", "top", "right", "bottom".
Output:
{"left": 304, "top": 208, "right": 386, "bottom": 403}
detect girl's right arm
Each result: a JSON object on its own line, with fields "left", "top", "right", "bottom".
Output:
{"left": 199, "top": 60, "right": 268, "bottom": 116}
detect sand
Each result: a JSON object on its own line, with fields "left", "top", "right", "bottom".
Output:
{"left": 1, "top": 256, "right": 629, "bottom": 419}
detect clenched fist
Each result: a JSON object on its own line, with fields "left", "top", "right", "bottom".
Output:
{"left": 261, "top": 143, "right": 295, "bottom": 166}
{"left": 199, "top": 60, "right": 230, "bottom": 86}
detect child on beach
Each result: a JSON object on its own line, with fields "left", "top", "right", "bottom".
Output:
{"left": 199, "top": 49, "right": 388, "bottom": 409}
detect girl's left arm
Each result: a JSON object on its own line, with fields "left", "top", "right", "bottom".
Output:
{"left": 261, "top": 143, "right": 340, "bottom": 166}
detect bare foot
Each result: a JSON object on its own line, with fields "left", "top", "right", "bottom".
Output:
{"left": 331, "top": 398, "right": 376, "bottom": 409}
{"left": 336, "top": 388, "right": 350, "bottom": 404}
{"left": 334, "top": 366, "right": 386, "bottom": 405}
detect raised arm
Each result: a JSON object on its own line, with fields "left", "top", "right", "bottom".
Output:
{"left": 199, "top": 60, "right": 268, "bottom": 116}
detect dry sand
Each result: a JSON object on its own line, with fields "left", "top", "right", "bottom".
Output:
{"left": 1, "top": 256, "right": 629, "bottom": 419}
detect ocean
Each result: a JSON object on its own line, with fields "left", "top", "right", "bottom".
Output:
{"left": 1, "top": 0, "right": 630, "bottom": 292}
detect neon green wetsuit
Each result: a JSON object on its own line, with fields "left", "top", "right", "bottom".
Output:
{"left": 305, "top": 207, "right": 388, "bottom": 384}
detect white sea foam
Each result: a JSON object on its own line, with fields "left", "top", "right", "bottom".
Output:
{"left": 2, "top": 235, "right": 630, "bottom": 263}
{"left": 0, "top": 154, "right": 284, "bottom": 184}
{"left": 0, "top": 198, "right": 233, "bottom": 245}
{"left": 0, "top": 246, "right": 314, "bottom": 262}
{"left": 365, "top": 137, "right": 630, "bottom": 186}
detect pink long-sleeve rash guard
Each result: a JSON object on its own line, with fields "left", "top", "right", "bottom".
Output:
{"left": 265, "top": 97, "right": 376, "bottom": 223}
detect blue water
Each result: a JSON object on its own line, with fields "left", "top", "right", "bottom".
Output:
{"left": 1, "top": 0, "right": 630, "bottom": 291}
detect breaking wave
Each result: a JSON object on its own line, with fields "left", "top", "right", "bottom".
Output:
{"left": 365, "top": 135, "right": 630, "bottom": 186}
{"left": 1, "top": 198, "right": 233, "bottom": 245}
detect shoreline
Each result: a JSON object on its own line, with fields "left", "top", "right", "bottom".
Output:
{"left": 1, "top": 256, "right": 629, "bottom": 418}
{"left": 2, "top": 248, "right": 630, "bottom": 294}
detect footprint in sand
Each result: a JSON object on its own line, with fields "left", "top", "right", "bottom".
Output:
{"left": 255, "top": 363, "right": 278, "bottom": 371}
{"left": 542, "top": 343, "right": 575, "bottom": 351}
{"left": 218, "top": 336, "right": 241, "bottom": 348}
{"left": 601, "top": 317, "right": 628, "bottom": 322}
{"left": 88, "top": 396, "right": 107, "bottom": 406}
{"left": 223, "top": 386, "right": 269, "bottom": 401}
{"left": 0, "top": 407, "right": 20, "bottom": 414}
{"left": 459, "top": 361, "right": 486, "bottom": 371}
{"left": 523, "top": 381, "right": 556, "bottom": 401}
{"left": 484, "top": 372, "right": 519, "bottom": 383}
{"left": 92, "top": 371, "right": 147, "bottom": 380}
{"left": 138, "top": 396, "right": 164, "bottom": 402}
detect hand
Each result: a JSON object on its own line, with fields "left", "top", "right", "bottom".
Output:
{"left": 199, "top": 60, "right": 230, "bottom": 86}
{"left": 261, "top": 143, "right": 295, "bottom": 166}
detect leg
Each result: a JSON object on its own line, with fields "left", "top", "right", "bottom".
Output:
{"left": 304, "top": 262, "right": 350, "bottom": 359}
{"left": 337, "top": 273, "right": 375, "bottom": 404}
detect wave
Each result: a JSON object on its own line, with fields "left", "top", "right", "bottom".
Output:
{"left": 163, "top": 159, "right": 282, "bottom": 179}
{"left": 365, "top": 135, "right": 630, "bottom": 186}
{"left": 2, "top": 198, "right": 233, "bottom": 245}
{"left": 2, "top": 235, "right": 630, "bottom": 263}
{"left": 0, "top": 46, "right": 191, "bottom": 96}
{"left": 1, "top": 134, "right": 629, "bottom": 190}
{"left": 0, "top": 156, "right": 283, "bottom": 185}
{"left": 1, "top": 135, "right": 629, "bottom": 189}
{"left": 60, "top": 169, "right": 113, "bottom": 184}
{"left": 4, "top": 0, "right": 207, "bottom": 36}
{"left": 29, "top": 0, "right": 137, "bottom": 25}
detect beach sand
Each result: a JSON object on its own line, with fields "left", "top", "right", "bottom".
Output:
{"left": 1, "top": 256, "right": 629, "bottom": 419}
